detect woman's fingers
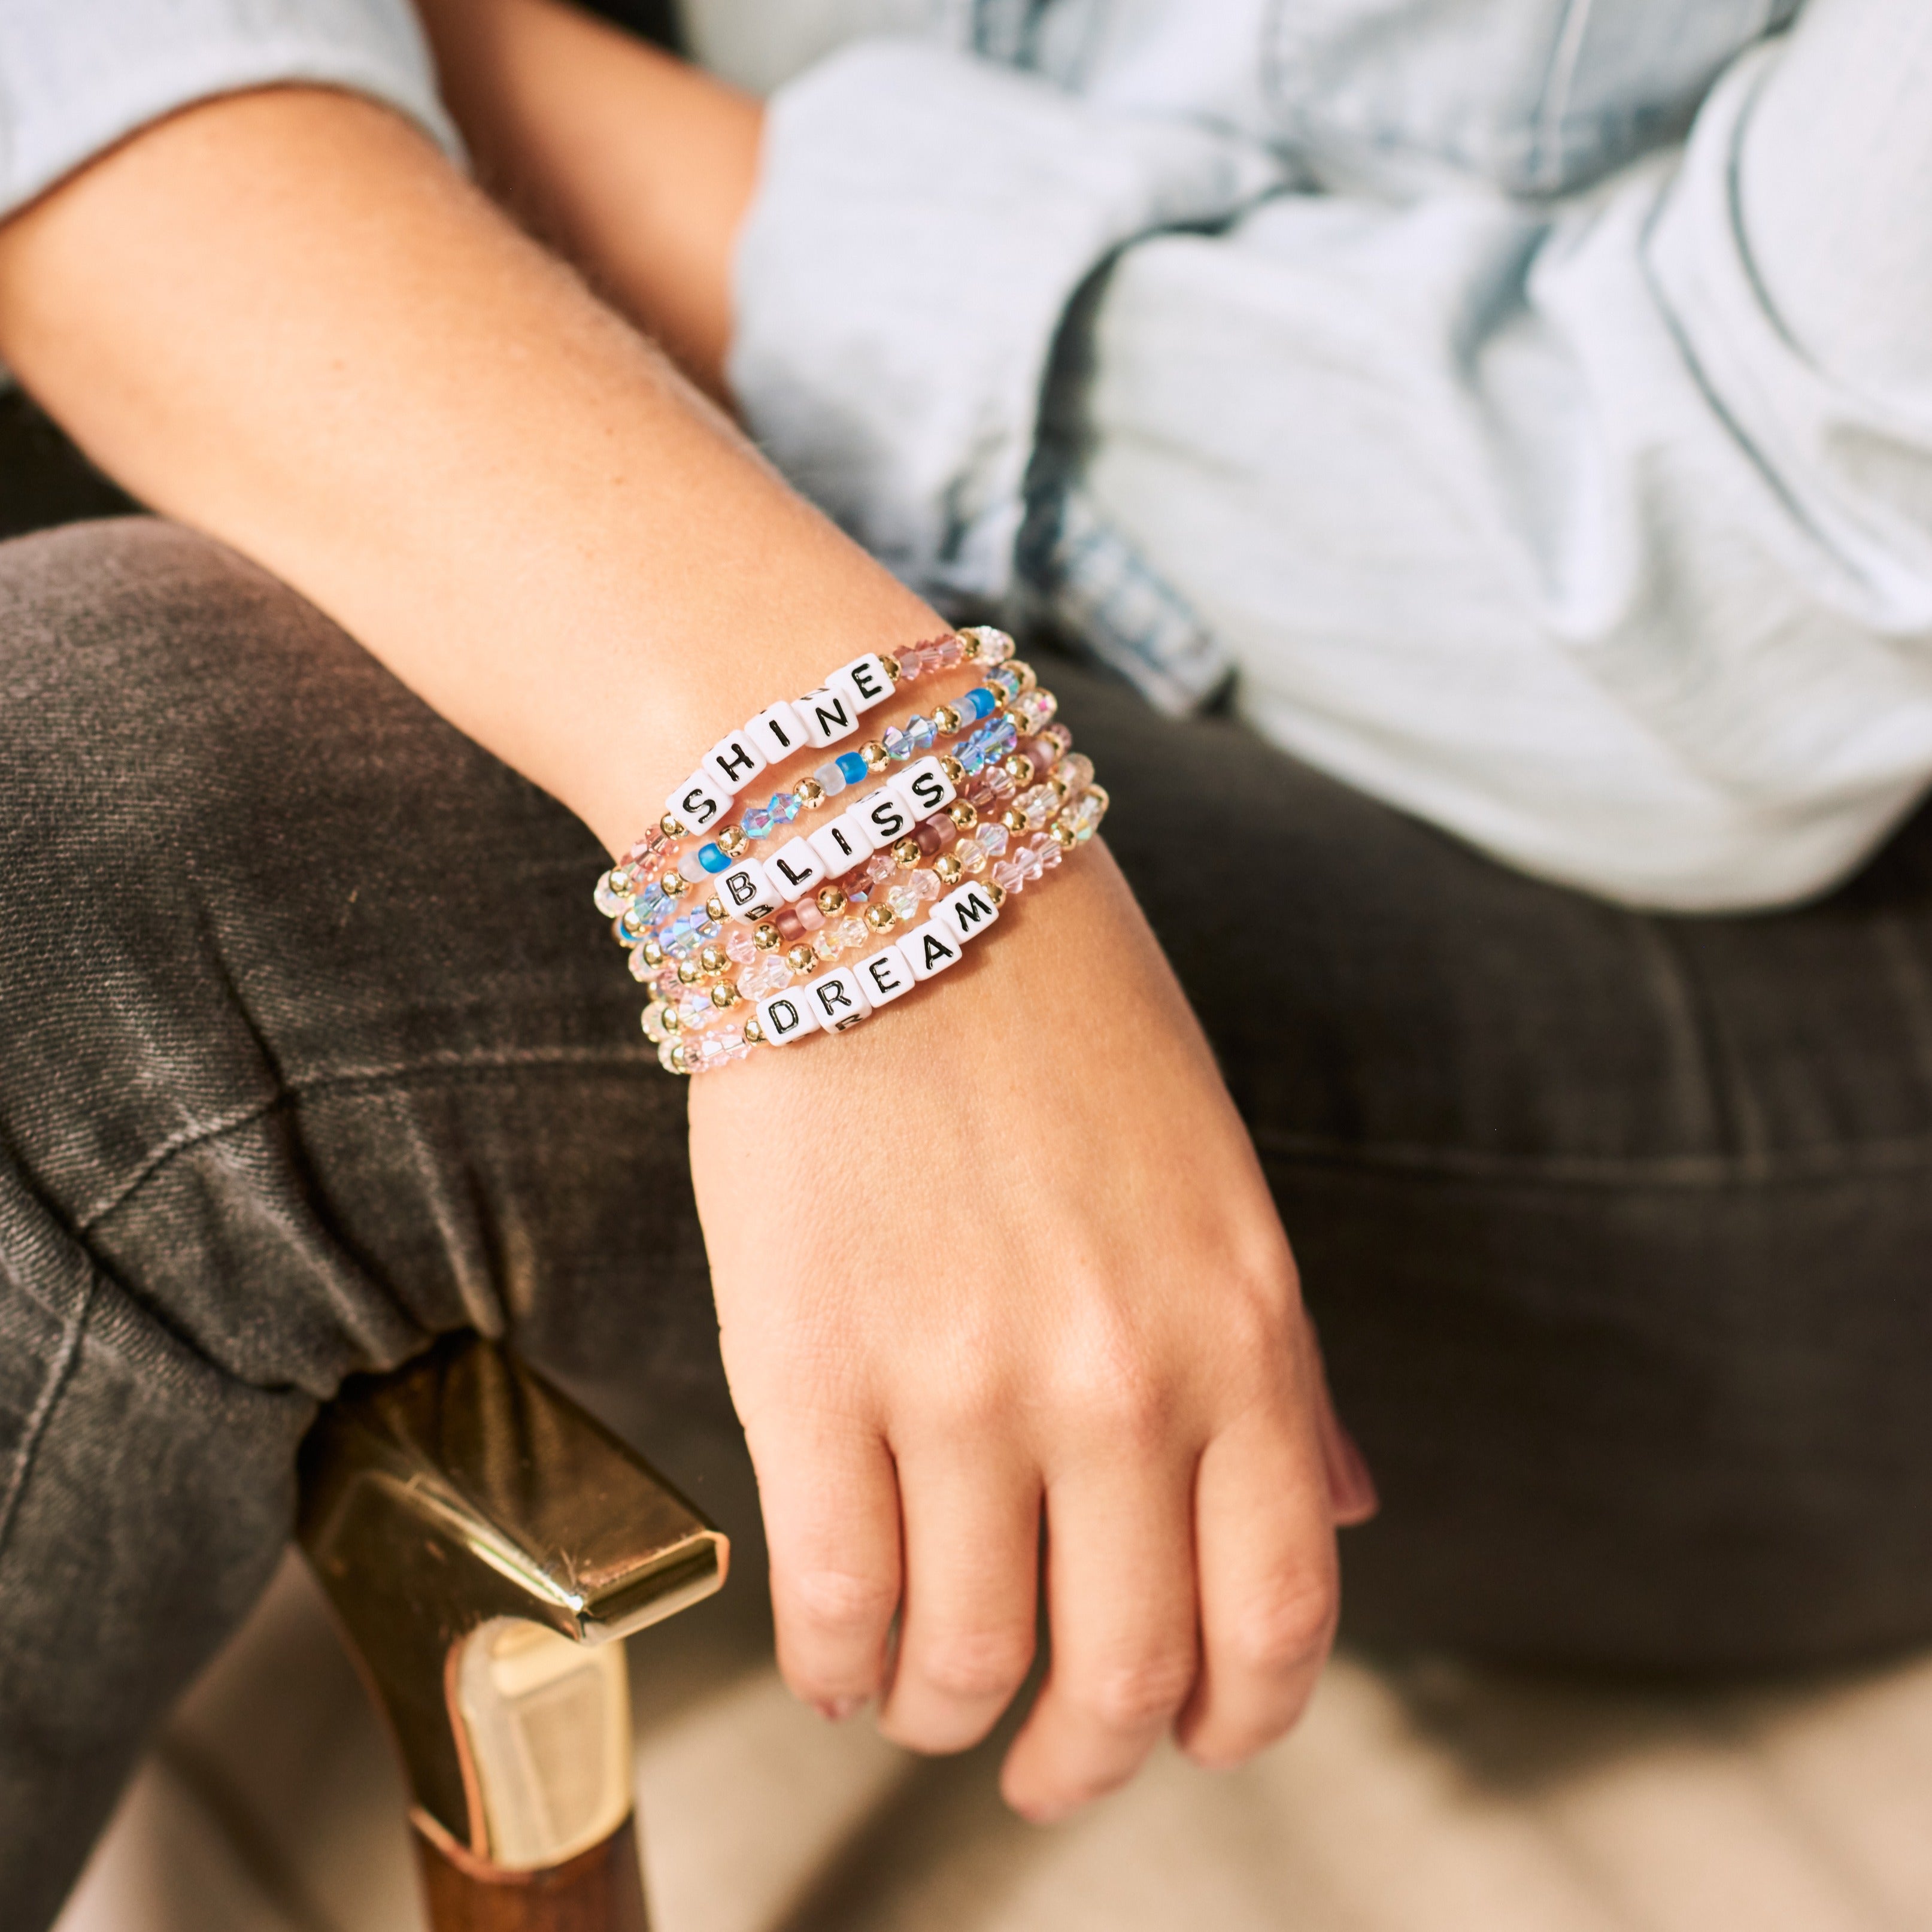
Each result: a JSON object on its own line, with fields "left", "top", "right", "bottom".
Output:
{"left": 878, "top": 1441, "right": 1043, "bottom": 1753}
{"left": 750, "top": 1410, "right": 903, "bottom": 1716}
{"left": 1174, "top": 1402, "right": 1339, "bottom": 1768}
{"left": 999, "top": 1448, "right": 1201, "bottom": 1821}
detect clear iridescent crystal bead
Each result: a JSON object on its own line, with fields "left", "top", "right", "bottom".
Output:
{"left": 887, "top": 884, "right": 920, "bottom": 921}
{"left": 975, "top": 822, "right": 1008, "bottom": 857}
{"left": 629, "top": 945, "right": 657, "bottom": 982}
{"left": 1012, "top": 689, "right": 1058, "bottom": 733}
{"left": 593, "top": 871, "right": 631, "bottom": 917}
{"left": 657, "top": 1036, "right": 686, "bottom": 1074}
{"left": 641, "top": 1002, "right": 672, "bottom": 1042}
{"left": 836, "top": 915, "right": 871, "bottom": 950}
{"left": 969, "top": 626, "right": 1015, "bottom": 664}
{"left": 1015, "top": 784, "right": 1056, "bottom": 829}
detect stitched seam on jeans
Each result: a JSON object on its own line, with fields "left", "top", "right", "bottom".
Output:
{"left": 1254, "top": 1127, "right": 1932, "bottom": 1190}
{"left": 72, "top": 1045, "right": 656, "bottom": 1235}
{"left": 0, "top": 1272, "right": 97, "bottom": 1565}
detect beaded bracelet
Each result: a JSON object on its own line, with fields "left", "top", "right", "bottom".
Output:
{"left": 638, "top": 747, "right": 1108, "bottom": 1075}
{"left": 592, "top": 627, "right": 1107, "bottom": 1075}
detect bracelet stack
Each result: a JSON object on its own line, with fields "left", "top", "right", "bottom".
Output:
{"left": 592, "top": 627, "right": 1108, "bottom": 1075}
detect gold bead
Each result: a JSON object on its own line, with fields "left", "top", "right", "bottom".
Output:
{"left": 865, "top": 903, "right": 896, "bottom": 933}
{"left": 660, "top": 1005, "right": 682, "bottom": 1034}
{"left": 786, "top": 943, "right": 817, "bottom": 973}
{"left": 796, "top": 778, "right": 826, "bottom": 810}
{"left": 660, "top": 812, "right": 686, "bottom": 838}
{"left": 667, "top": 1042, "right": 689, "bottom": 1076}
{"left": 1008, "top": 659, "right": 1038, "bottom": 693}
{"left": 878, "top": 653, "right": 902, "bottom": 681}
{"left": 935, "top": 853, "right": 964, "bottom": 885}
{"left": 860, "top": 739, "right": 889, "bottom": 772}
{"left": 1051, "top": 777, "right": 1071, "bottom": 803}
{"left": 1086, "top": 784, "right": 1111, "bottom": 815}
{"left": 660, "top": 869, "right": 686, "bottom": 897}
{"left": 754, "top": 921, "right": 782, "bottom": 951}
{"left": 698, "top": 943, "right": 727, "bottom": 976}
{"left": 710, "top": 981, "right": 739, "bottom": 1009}
{"left": 892, "top": 836, "right": 921, "bottom": 868}
{"left": 932, "top": 705, "right": 963, "bottom": 735}
{"left": 742, "top": 1017, "right": 765, "bottom": 1045}
{"left": 718, "top": 824, "right": 748, "bottom": 859}
{"left": 640, "top": 938, "right": 666, "bottom": 967}
{"left": 948, "top": 800, "right": 979, "bottom": 830}
{"left": 676, "top": 959, "right": 701, "bottom": 984}
{"left": 815, "top": 885, "right": 847, "bottom": 916}
{"left": 706, "top": 896, "right": 727, "bottom": 923}
{"left": 988, "top": 881, "right": 1008, "bottom": 908}
{"left": 960, "top": 629, "right": 982, "bottom": 660}
{"left": 1051, "top": 821, "right": 1079, "bottom": 850}
{"left": 940, "top": 756, "right": 967, "bottom": 786}
{"left": 1002, "top": 808, "right": 1029, "bottom": 834}
{"left": 1003, "top": 754, "right": 1036, "bottom": 786}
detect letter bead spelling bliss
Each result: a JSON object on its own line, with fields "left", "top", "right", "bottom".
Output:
{"left": 602, "top": 627, "right": 1104, "bottom": 1073}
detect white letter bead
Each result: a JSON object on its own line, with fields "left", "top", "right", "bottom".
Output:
{"left": 795, "top": 688, "right": 859, "bottom": 749}
{"left": 766, "top": 836, "right": 828, "bottom": 902}
{"left": 805, "top": 966, "right": 871, "bottom": 1032}
{"left": 937, "top": 882, "right": 1000, "bottom": 944}
{"left": 855, "top": 944, "right": 915, "bottom": 1008}
{"left": 747, "top": 700, "right": 809, "bottom": 765}
{"left": 754, "top": 990, "right": 818, "bottom": 1045}
{"left": 896, "top": 921, "right": 963, "bottom": 981}
{"left": 666, "top": 771, "right": 730, "bottom": 835}
{"left": 895, "top": 755, "right": 957, "bottom": 821}
{"left": 854, "top": 787, "right": 913, "bottom": 851}
{"left": 716, "top": 856, "right": 781, "bottom": 923}
{"left": 808, "top": 814, "right": 868, "bottom": 876}
{"left": 702, "top": 730, "right": 767, "bottom": 796}
{"left": 832, "top": 653, "right": 895, "bottom": 712}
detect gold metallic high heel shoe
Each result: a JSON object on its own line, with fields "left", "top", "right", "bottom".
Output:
{"left": 298, "top": 1335, "right": 727, "bottom": 1931}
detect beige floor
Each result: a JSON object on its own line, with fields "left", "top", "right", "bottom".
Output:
{"left": 52, "top": 1543, "right": 1932, "bottom": 1932}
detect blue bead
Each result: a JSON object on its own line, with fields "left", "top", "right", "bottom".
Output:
{"left": 742, "top": 806, "right": 771, "bottom": 838}
{"left": 772, "top": 791, "right": 802, "bottom": 824}
{"left": 698, "top": 842, "right": 729, "bottom": 874}
{"left": 908, "top": 714, "right": 938, "bottom": 750}
{"left": 837, "top": 751, "right": 870, "bottom": 783}
{"left": 882, "top": 726, "right": 911, "bottom": 761}
{"left": 965, "top": 687, "right": 997, "bottom": 720}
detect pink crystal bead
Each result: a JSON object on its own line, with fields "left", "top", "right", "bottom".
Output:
{"left": 724, "top": 926, "right": 760, "bottom": 966}
{"left": 935, "top": 635, "right": 966, "bottom": 668}
{"left": 742, "top": 955, "right": 793, "bottom": 996}
{"left": 1056, "top": 753, "right": 1094, "bottom": 796}
{"left": 624, "top": 831, "right": 669, "bottom": 867}
{"left": 1037, "top": 723, "right": 1073, "bottom": 760}
{"left": 911, "top": 868, "right": 942, "bottom": 902}
{"left": 593, "top": 871, "right": 630, "bottom": 917}
{"left": 1015, "top": 784, "right": 1056, "bottom": 829}
{"left": 975, "top": 822, "right": 1008, "bottom": 857}
{"left": 628, "top": 945, "right": 657, "bottom": 982}
{"left": 1028, "top": 832, "right": 1063, "bottom": 869}
{"left": 956, "top": 841, "right": 988, "bottom": 874}
{"left": 641, "top": 1002, "right": 672, "bottom": 1042}
{"left": 678, "top": 987, "right": 714, "bottom": 1028}
{"left": 864, "top": 853, "right": 895, "bottom": 884}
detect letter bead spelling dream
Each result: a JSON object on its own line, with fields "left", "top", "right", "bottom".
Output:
{"left": 593, "top": 629, "right": 1106, "bottom": 1073}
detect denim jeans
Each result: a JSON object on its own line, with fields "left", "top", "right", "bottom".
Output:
{"left": 7, "top": 492, "right": 1932, "bottom": 1925}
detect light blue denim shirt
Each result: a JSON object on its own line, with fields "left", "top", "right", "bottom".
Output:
{"left": 8, "top": 0, "right": 1932, "bottom": 908}
{"left": 712, "top": 0, "right": 1932, "bottom": 908}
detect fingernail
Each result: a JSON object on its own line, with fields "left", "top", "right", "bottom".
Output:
{"left": 814, "top": 1696, "right": 863, "bottom": 1722}
{"left": 1330, "top": 1422, "right": 1379, "bottom": 1524}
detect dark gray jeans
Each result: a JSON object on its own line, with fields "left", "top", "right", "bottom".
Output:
{"left": 7, "top": 507, "right": 1932, "bottom": 1926}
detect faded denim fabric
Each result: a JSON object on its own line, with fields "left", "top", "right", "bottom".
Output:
{"left": 721, "top": 0, "right": 1932, "bottom": 908}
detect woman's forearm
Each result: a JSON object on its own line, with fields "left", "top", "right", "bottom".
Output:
{"left": 0, "top": 86, "right": 923, "bottom": 854}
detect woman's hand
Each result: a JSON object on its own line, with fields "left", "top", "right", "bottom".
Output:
{"left": 693, "top": 847, "right": 1375, "bottom": 1818}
